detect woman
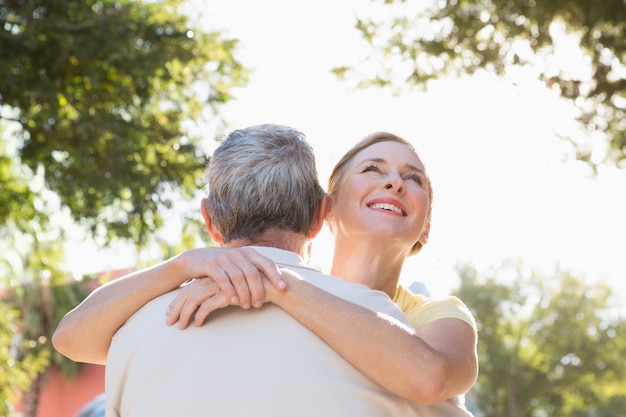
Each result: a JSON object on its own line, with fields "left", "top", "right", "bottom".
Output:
{"left": 167, "top": 132, "right": 478, "bottom": 412}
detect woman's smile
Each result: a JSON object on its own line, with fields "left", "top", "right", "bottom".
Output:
{"left": 367, "top": 199, "right": 407, "bottom": 216}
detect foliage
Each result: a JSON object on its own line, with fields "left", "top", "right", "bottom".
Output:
{"left": 1, "top": 205, "right": 90, "bottom": 415}
{"left": 0, "top": 1, "right": 248, "bottom": 415}
{"left": 455, "top": 261, "right": 626, "bottom": 417}
{"left": 0, "top": 302, "right": 44, "bottom": 417}
{"left": 338, "top": 0, "right": 626, "bottom": 167}
{"left": 0, "top": 0, "right": 248, "bottom": 244}
{"left": 0, "top": 116, "right": 37, "bottom": 233}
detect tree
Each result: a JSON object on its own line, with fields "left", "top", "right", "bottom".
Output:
{"left": 455, "top": 261, "right": 626, "bottom": 417}
{"left": 336, "top": 0, "right": 626, "bottom": 167}
{"left": 0, "top": 0, "right": 248, "bottom": 243}
{"left": 6, "top": 238, "right": 89, "bottom": 417}
{"left": 0, "top": 301, "right": 43, "bottom": 417}
{"left": 0, "top": 1, "right": 247, "bottom": 415}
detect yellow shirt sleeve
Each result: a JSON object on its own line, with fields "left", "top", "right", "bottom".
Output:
{"left": 392, "top": 285, "right": 477, "bottom": 331}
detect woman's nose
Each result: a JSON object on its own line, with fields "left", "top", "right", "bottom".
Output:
{"left": 384, "top": 175, "right": 404, "bottom": 193}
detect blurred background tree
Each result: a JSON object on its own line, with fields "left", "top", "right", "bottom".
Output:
{"left": 335, "top": 0, "right": 626, "bottom": 168}
{"left": 0, "top": 0, "right": 247, "bottom": 243}
{"left": 0, "top": 0, "right": 247, "bottom": 415}
{"left": 456, "top": 261, "right": 626, "bottom": 417}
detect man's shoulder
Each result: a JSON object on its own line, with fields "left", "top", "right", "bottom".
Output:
{"left": 244, "top": 246, "right": 411, "bottom": 327}
{"left": 298, "top": 270, "right": 412, "bottom": 327}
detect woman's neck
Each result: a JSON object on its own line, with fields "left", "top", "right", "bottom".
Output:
{"left": 330, "top": 237, "right": 406, "bottom": 297}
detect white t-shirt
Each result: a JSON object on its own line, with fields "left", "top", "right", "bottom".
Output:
{"left": 105, "top": 246, "right": 422, "bottom": 417}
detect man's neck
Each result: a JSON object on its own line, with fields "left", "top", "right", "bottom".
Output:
{"left": 222, "top": 230, "right": 308, "bottom": 258}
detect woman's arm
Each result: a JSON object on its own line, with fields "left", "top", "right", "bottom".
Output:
{"left": 271, "top": 272, "right": 478, "bottom": 404}
{"left": 52, "top": 247, "right": 285, "bottom": 364}
{"left": 167, "top": 270, "right": 478, "bottom": 404}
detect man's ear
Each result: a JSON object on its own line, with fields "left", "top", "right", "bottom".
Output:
{"left": 201, "top": 198, "right": 224, "bottom": 244}
{"left": 309, "top": 194, "right": 330, "bottom": 239}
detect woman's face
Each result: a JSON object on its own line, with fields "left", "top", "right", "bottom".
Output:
{"left": 327, "top": 141, "right": 431, "bottom": 253}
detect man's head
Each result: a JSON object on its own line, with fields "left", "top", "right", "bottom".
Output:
{"left": 202, "top": 124, "right": 326, "bottom": 250}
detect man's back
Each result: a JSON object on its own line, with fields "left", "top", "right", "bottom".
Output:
{"left": 106, "top": 247, "right": 420, "bottom": 417}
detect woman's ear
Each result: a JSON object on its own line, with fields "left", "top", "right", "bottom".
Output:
{"left": 323, "top": 194, "right": 335, "bottom": 233}
{"left": 309, "top": 194, "right": 330, "bottom": 239}
{"left": 201, "top": 198, "right": 224, "bottom": 244}
{"left": 418, "top": 221, "right": 430, "bottom": 246}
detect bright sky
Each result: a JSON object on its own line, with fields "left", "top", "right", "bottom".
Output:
{"left": 180, "top": 0, "right": 626, "bottom": 299}
{"left": 72, "top": 0, "right": 626, "bottom": 302}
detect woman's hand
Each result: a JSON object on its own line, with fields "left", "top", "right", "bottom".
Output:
{"left": 167, "top": 247, "right": 286, "bottom": 328}
{"left": 166, "top": 278, "right": 225, "bottom": 328}
{"left": 178, "top": 247, "right": 286, "bottom": 309}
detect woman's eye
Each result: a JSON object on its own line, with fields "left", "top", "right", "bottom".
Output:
{"left": 405, "top": 174, "right": 423, "bottom": 185}
{"left": 363, "top": 165, "right": 380, "bottom": 173}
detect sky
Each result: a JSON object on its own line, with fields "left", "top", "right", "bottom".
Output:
{"left": 71, "top": 0, "right": 626, "bottom": 302}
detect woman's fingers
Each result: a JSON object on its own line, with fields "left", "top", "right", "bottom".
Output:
{"left": 166, "top": 279, "right": 221, "bottom": 329}
{"left": 210, "top": 248, "right": 285, "bottom": 309}
{"left": 166, "top": 247, "right": 287, "bottom": 329}
{"left": 193, "top": 295, "right": 230, "bottom": 327}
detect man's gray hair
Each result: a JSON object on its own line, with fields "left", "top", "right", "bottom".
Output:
{"left": 204, "top": 124, "right": 325, "bottom": 243}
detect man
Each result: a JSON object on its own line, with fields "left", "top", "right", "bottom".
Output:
{"left": 53, "top": 124, "right": 420, "bottom": 417}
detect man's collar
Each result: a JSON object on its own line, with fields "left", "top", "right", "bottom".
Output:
{"left": 243, "top": 246, "right": 320, "bottom": 272}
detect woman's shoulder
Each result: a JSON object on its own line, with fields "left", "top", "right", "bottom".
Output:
{"left": 393, "top": 285, "right": 476, "bottom": 330}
